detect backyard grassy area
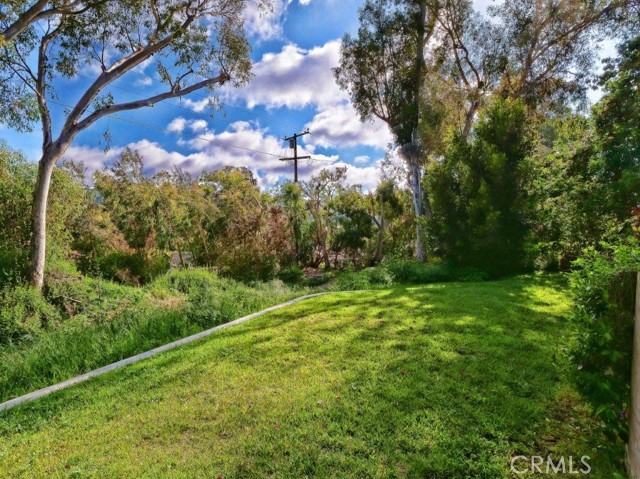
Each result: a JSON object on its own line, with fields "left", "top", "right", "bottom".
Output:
{"left": 0, "top": 276, "right": 617, "bottom": 478}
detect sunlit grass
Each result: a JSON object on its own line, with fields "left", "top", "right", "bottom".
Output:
{"left": 0, "top": 276, "right": 617, "bottom": 478}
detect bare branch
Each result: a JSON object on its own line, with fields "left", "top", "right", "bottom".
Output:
{"left": 71, "top": 73, "right": 230, "bottom": 135}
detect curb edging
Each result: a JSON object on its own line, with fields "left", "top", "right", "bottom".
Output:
{"left": 0, "top": 290, "right": 359, "bottom": 413}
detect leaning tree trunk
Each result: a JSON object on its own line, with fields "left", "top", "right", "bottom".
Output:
{"left": 30, "top": 147, "right": 63, "bottom": 289}
{"left": 628, "top": 272, "right": 640, "bottom": 478}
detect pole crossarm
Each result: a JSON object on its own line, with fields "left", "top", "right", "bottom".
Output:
{"left": 279, "top": 156, "right": 311, "bottom": 161}
{"left": 279, "top": 129, "right": 311, "bottom": 183}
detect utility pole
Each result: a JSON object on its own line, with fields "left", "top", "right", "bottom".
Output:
{"left": 279, "top": 130, "right": 310, "bottom": 183}
{"left": 279, "top": 130, "right": 310, "bottom": 266}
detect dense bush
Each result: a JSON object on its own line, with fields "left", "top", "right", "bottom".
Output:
{"left": 0, "top": 286, "right": 60, "bottom": 346}
{"left": 428, "top": 98, "right": 532, "bottom": 277}
{"left": 277, "top": 265, "right": 304, "bottom": 283}
{"left": 569, "top": 238, "right": 640, "bottom": 462}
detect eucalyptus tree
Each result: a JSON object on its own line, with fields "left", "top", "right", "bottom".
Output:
{"left": 303, "top": 167, "right": 347, "bottom": 269}
{"left": 492, "top": 0, "right": 626, "bottom": 110}
{"left": 0, "top": 0, "right": 253, "bottom": 288}
{"left": 428, "top": 0, "right": 506, "bottom": 138}
{"left": 334, "top": 0, "right": 436, "bottom": 261}
{"left": 0, "top": 0, "right": 107, "bottom": 45}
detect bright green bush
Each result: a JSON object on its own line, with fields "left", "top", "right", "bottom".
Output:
{"left": 570, "top": 238, "right": 640, "bottom": 462}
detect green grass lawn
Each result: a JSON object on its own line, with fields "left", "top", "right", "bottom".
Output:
{"left": 0, "top": 276, "right": 617, "bottom": 478}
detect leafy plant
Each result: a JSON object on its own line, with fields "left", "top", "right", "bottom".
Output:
{"left": 569, "top": 238, "right": 640, "bottom": 462}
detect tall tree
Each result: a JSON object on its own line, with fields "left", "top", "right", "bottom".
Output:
{"left": 303, "top": 167, "right": 347, "bottom": 269}
{"left": 334, "top": 0, "right": 436, "bottom": 261}
{"left": 429, "top": 0, "right": 506, "bottom": 138}
{"left": 428, "top": 97, "right": 533, "bottom": 276}
{"left": 0, "top": 0, "right": 253, "bottom": 288}
{"left": 493, "top": 0, "right": 625, "bottom": 110}
{"left": 593, "top": 35, "right": 640, "bottom": 219}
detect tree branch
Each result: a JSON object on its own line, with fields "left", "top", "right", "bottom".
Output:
{"left": 1, "top": 0, "right": 108, "bottom": 44}
{"left": 62, "top": 13, "right": 197, "bottom": 134}
{"left": 70, "top": 73, "right": 230, "bottom": 136}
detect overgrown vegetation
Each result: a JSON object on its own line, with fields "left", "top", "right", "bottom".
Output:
{"left": 0, "top": 268, "right": 308, "bottom": 403}
{"left": 0, "top": 0, "right": 639, "bottom": 474}
{"left": 569, "top": 238, "right": 640, "bottom": 464}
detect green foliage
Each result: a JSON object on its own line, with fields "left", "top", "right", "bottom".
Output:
{"left": 428, "top": 98, "right": 532, "bottom": 276}
{"left": 593, "top": 36, "right": 640, "bottom": 220}
{"left": 0, "top": 143, "right": 87, "bottom": 286}
{"left": 335, "top": 259, "right": 488, "bottom": 290}
{"left": 335, "top": 266, "right": 394, "bottom": 290}
{"left": 0, "top": 142, "right": 34, "bottom": 284}
{"left": 569, "top": 238, "right": 640, "bottom": 462}
{"left": 277, "top": 265, "right": 304, "bottom": 284}
{"left": 0, "top": 286, "right": 60, "bottom": 346}
{"left": 527, "top": 116, "right": 614, "bottom": 270}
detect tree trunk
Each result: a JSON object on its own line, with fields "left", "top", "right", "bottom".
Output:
{"left": 373, "top": 203, "right": 385, "bottom": 265}
{"left": 462, "top": 100, "right": 480, "bottom": 139}
{"left": 321, "top": 239, "right": 331, "bottom": 270}
{"left": 402, "top": 147, "right": 426, "bottom": 262}
{"left": 628, "top": 272, "right": 640, "bottom": 478}
{"left": 30, "top": 149, "right": 60, "bottom": 289}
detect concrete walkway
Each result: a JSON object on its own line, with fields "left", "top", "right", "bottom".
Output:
{"left": 0, "top": 291, "right": 349, "bottom": 413}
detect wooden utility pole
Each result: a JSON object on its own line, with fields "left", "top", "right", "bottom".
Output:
{"left": 629, "top": 272, "right": 640, "bottom": 478}
{"left": 279, "top": 130, "right": 311, "bottom": 265}
{"left": 279, "top": 130, "right": 310, "bottom": 183}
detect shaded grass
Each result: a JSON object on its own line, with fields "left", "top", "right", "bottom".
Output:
{"left": 0, "top": 275, "right": 617, "bottom": 478}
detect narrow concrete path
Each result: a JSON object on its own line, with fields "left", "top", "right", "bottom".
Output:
{"left": 0, "top": 291, "right": 356, "bottom": 413}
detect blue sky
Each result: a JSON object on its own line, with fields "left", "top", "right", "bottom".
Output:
{"left": 1, "top": 0, "right": 394, "bottom": 189}
{"left": 0, "top": 0, "right": 616, "bottom": 190}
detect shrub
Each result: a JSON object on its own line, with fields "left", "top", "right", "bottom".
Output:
{"left": 569, "top": 238, "right": 640, "bottom": 462}
{"left": 277, "top": 265, "right": 304, "bottom": 284}
{"left": 334, "top": 261, "right": 490, "bottom": 290}
{"left": 0, "top": 286, "right": 60, "bottom": 346}
{"left": 384, "top": 260, "right": 453, "bottom": 284}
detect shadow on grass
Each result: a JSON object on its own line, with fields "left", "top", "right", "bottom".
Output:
{"left": 1, "top": 275, "right": 613, "bottom": 478}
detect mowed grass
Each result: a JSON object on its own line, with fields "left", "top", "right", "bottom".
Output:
{"left": 0, "top": 276, "right": 616, "bottom": 478}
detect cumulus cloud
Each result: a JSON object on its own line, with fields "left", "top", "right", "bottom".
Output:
{"left": 223, "top": 40, "right": 347, "bottom": 109}
{"left": 354, "top": 155, "right": 370, "bottom": 164}
{"left": 61, "top": 120, "right": 382, "bottom": 190}
{"left": 242, "top": 0, "right": 289, "bottom": 41}
{"left": 303, "top": 103, "right": 393, "bottom": 150}
{"left": 167, "top": 117, "right": 188, "bottom": 133}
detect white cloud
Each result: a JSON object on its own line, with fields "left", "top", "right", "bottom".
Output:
{"left": 59, "top": 145, "right": 123, "bottom": 183}
{"left": 167, "top": 117, "right": 187, "bottom": 133}
{"left": 133, "top": 77, "right": 153, "bottom": 87}
{"left": 353, "top": 155, "right": 370, "bottom": 164}
{"left": 189, "top": 119, "right": 208, "bottom": 132}
{"left": 223, "top": 40, "right": 347, "bottom": 110}
{"left": 60, "top": 121, "right": 382, "bottom": 190}
{"left": 303, "top": 103, "right": 393, "bottom": 150}
{"left": 242, "top": 0, "right": 289, "bottom": 41}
